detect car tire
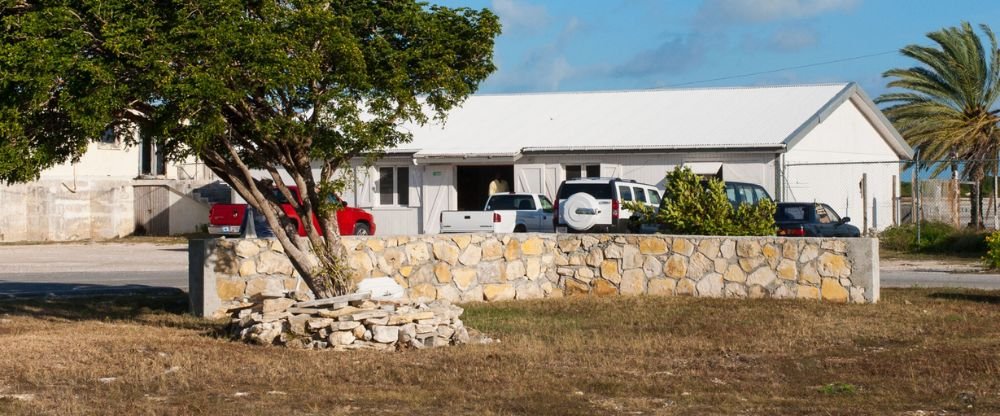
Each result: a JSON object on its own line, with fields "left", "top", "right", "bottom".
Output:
{"left": 514, "top": 224, "right": 527, "bottom": 233}
{"left": 353, "top": 223, "right": 371, "bottom": 236}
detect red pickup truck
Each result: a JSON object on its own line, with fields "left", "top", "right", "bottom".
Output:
{"left": 208, "top": 186, "right": 376, "bottom": 236}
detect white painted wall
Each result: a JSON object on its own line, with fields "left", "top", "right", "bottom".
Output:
{"left": 784, "top": 99, "right": 902, "bottom": 231}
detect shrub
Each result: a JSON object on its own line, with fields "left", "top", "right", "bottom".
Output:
{"left": 984, "top": 231, "right": 1000, "bottom": 269}
{"left": 878, "top": 222, "right": 987, "bottom": 255}
{"left": 628, "top": 166, "right": 775, "bottom": 236}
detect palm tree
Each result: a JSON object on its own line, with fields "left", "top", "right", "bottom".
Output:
{"left": 877, "top": 22, "right": 1000, "bottom": 228}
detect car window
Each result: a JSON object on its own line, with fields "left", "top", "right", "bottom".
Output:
{"left": 539, "top": 196, "right": 553, "bottom": 213}
{"left": 648, "top": 189, "right": 661, "bottom": 205}
{"left": 486, "top": 195, "right": 534, "bottom": 210}
{"left": 736, "top": 185, "right": 751, "bottom": 205}
{"left": 558, "top": 183, "right": 613, "bottom": 199}
{"left": 725, "top": 186, "right": 737, "bottom": 204}
{"left": 633, "top": 187, "right": 647, "bottom": 203}
{"left": 618, "top": 186, "right": 633, "bottom": 201}
{"left": 776, "top": 205, "right": 806, "bottom": 221}
{"left": 822, "top": 204, "right": 841, "bottom": 222}
{"left": 753, "top": 187, "right": 770, "bottom": 203}
{"left": 815, "top": 204, "right": 832, "bottom": 224}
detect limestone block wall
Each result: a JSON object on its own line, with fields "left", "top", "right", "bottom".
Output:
{"left": 190, "top": 234, "right": 879, "bottom": 317}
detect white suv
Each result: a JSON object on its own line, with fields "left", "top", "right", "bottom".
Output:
{"left": 554, "top": 177, "right": 662, "bottom": 233}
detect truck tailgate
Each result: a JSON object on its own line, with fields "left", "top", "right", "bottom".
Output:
{"left": 440, "top": 211, "right": 496, "bottom": 233}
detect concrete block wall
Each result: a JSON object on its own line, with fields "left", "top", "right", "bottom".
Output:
{"left": 0, "top": 179, "right": 134, "bottom": 242}
{"left": 191, "top": 234, "right": 879, "bottom": 318}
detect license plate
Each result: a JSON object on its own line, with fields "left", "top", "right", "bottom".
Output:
{"left": 222, "top": 226, "right": 235, "bottom": 233}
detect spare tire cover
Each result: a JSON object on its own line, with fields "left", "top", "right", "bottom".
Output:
{"left": 563, "top": 192, "right": 601, "bottom": 231}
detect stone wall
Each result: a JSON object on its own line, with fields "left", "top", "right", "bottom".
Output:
{"left": 189, "top": 234, "right": 879, "bottom": 318}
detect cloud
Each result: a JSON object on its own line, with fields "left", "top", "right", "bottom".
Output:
{"left": 612, "top": 32, "right": 722, "bottom": 78}
{"left": 697, "top": 0, "right": 859, "bottom": 25}
{"left": 491, "top": 0, "right": 548, "bottom": 33}
{"left": 743, "top": 27, "right": 820, "bottom": 52}
{"left": 484, "top": 17, "right": 584, "bottom": 91}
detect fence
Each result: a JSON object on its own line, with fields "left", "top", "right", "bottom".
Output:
{"left": 780, "top": 157, "right": 1000, "bottom": 237}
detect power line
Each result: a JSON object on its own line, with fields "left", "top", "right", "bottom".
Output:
{"left": 667, "top": 50, "right": 899, "bottom": 87}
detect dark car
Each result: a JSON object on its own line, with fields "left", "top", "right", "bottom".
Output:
{"left": 775, "top": 202, "right": 860, "bottom": 237}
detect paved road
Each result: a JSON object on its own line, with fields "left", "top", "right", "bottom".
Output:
{"left": 0, "top": 243, "right": 188, "bottom": 297}
{"left": 881, "top": 270, "right": 1000, "bottom": 290}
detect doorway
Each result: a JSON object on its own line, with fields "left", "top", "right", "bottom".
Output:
{"left": 456, "top": 165, "right": 514, "bottom": 211}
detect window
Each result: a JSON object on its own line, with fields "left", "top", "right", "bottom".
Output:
{"left": 486, "top": 195, "right": 535, "bottom": 211}
{"left": 565, "top": 164, "right": 601, "bottom": 180}
{"left": 98, "top": 126, "right": 123, "bottom": 149}
{"left": 557, "top": 183, "right": 613, "bottom": 199}
{"left": 633, "top": 187, "right": 647, "bottom": 203}
{"left": 815, "top": 204, "right": 832, "bottom": 224}
{"left": 753, "top": 188, "right": 770, "bottom": 204}
{"left": 539, "top": 196, "right": 553, "bottom": 213}
{"left": 618, "top": 186, "right": 633, "bottom": 201}
{"left": 776, "top": 206, "right": 806, "bottom": 221}
{"left": 821, "top": 204, "right": 841, "bottom": 222}
{"left": 378, "top": 167, "right": 409, "bottom": 206}
{"left": 648, "top": 190, "right": 661, "bottom": 205}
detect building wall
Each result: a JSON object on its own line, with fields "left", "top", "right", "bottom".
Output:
{"left": 784, "top": 99, "right": 902, "bottom": 230}
{"left": 0, "top": 179, "right": 134, "bottom": 242}
{"left": 190, "top": 234, "right": 880, "bottom": 318}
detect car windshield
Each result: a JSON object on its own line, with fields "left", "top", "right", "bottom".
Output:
{"left": 558, "top": 183, "right": 613, "bottom": 199}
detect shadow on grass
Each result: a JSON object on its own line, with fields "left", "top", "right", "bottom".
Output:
{"left": 928, "top": 292, "right": 1000, "bottom": 304}
{"left": 0, "top": 291, "right": 228, "bottom": 336}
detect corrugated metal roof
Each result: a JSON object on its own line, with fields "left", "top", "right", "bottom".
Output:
{"left": 395, "top": 83, "right": 853, "bottom": 157}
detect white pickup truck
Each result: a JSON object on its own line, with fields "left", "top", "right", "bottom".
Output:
{"left": 440, "top": 193, "right": 555, "bottom": 233}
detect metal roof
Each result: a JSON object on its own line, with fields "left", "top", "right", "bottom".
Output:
{"left": 393, "top": 82, "right": 912, "bottom": 160}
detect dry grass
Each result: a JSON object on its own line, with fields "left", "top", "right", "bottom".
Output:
{"left": 1, "top": 290, "right": 999, "bottom": 415}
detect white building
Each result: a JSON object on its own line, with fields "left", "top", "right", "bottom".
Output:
{"left": 338, "top": 82, "right": 913, "bottom": 235}
{"left": 0, "top": 126, "right": 223, "bottom": 242}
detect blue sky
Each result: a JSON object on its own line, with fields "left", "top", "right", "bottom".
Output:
{"left": 435, "top": 0, "right": 1000, "bottom": 97}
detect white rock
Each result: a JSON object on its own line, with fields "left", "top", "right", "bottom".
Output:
{"left": 372, "top": 325, "right": 400, "bottom": 343}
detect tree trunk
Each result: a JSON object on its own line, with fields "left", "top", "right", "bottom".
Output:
{"left": 200, "top": 141, "right": 354, "bottom": 299}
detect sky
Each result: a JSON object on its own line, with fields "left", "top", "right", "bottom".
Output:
{"left": 434, "top": 0, "right": 1000, "bottom": 97}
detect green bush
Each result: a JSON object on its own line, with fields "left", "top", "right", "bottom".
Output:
{"left": 878, "top": 222, "right": 987, "bottom": 255}
{"left": 983, "top": 231, "right": 1000, "bottom": 269}
{"left": 627, "top": 166, "right": 775, "bottom": 236}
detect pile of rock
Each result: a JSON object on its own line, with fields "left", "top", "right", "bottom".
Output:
{"left": 229, "top": 292, "right": 491, "bottom": 351}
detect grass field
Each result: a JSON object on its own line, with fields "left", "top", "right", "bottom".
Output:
{"left": 1, "top": 289, "right": 998, "bottom": 415}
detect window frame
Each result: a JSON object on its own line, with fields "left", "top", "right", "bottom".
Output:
{"left": 377, "top": 166, "right": 410, "bottom": 207}
{"left": 565, "top": 164, "right": 602, "bottom": 180}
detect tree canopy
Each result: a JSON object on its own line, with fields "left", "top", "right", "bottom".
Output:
{"left": 877, "top": 22, "right": 1000, "bottom": 227}
{"left": 0, "top": 0, "right": 501, "bottom": 296}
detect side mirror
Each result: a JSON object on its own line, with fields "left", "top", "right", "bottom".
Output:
{"left": 840, "top": 217, "right": 851, "bottom": 224}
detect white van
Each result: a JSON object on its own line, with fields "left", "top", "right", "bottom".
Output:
{"left": 553, "top": 178, "right": 661, "bottom": 233}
